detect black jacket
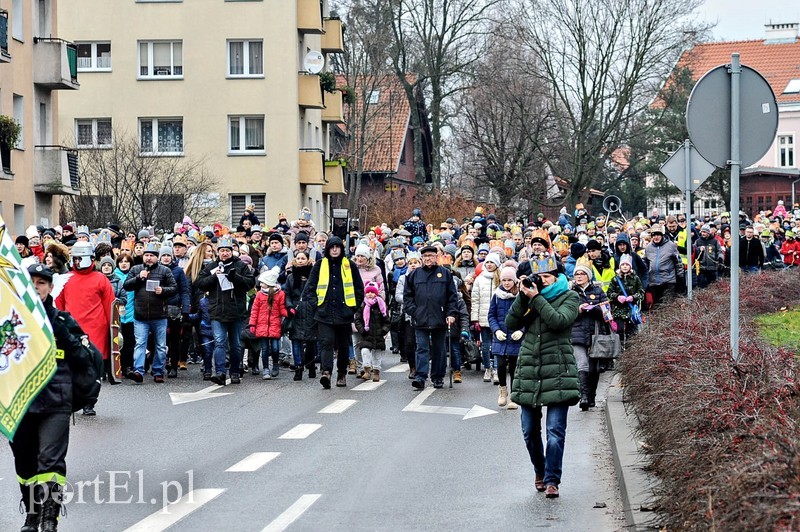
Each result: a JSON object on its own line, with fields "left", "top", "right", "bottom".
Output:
{"left": 402, "top": 264, "right": 459, "bottom": 330}
{"left": 166, "top": 260, "right": 191, "bottom": 314}
{"left": 739, "top": 236, "right": 765, "bottom": 268}
{"left": 123, "top": 263, "right": 177, "bottom": 321}
{"left": 301, "top": 237, "right": 364, "bottom": 325}
{"left": 571, "top": 282, "right": 609, "bottom": 346}
{"left": 195, "top": 256, "right": 255, "bottom": 322}
{"left": 613, "top": 234, "right": 650, "bottom": 288}
{"left": 284, "top": 264, "right": 317, "bottom": 341}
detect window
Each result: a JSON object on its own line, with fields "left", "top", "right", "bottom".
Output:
{"left": 227, "top": 40, "right": 263, "bottom": 77}
{"left": 778, "top": 135, "right": 795, "bottom": 167}
{"left": 76, "top": 118, "right": 112, "bottom": 148}
{"left": 668, "top": 201, "right": 681, "bottom": 211}
{"left": 229, "top": 116, "right": 265, "bottom": 154}
{"left": 229, "top": 194, "right": 265, "bottom": 226}
{"left": 11, "top": 0, "right": 22, "bottom": 41}
{"left": 138, "top": 41, "right": 182, "bottom": 78}
{"left": 140, "top": 118, "right": 183, "bottom": 155}
{"left": 76, "top": 42, "right": 111, "bottom": 71}
{"left": 13, "top": 94, "right": 23, "bottom": 148}
{"left": 368, "top": 90, "right": 380, "bottom": 104}
{"left": 784, "top": 79, "right": 800, "bottom": 94}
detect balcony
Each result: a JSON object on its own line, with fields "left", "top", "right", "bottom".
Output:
{"left": 297, "top": 0, "right": 323, "bottom": 34}
{"left": 299, "top": 149, "right": 325, "bottom": 185}
{"left": 298, "top": 73, "right": 324, "bottom": 109}
{"left": 321, "top": 18, "right": 345, "bottom": 54}
{"left": 322, "top": 90, "right": 345, "bottom": 123}
{"left": 33, "top": 38, "right": 79, "bottom": 90}
{"left": 34, "top": 146, "right": 80, "bottom": 195}
{"left": 323, "top": 162, "right": 346, "bottom": 194}
{"left": 0, "top": 10, "right": 10, "bottom": 63}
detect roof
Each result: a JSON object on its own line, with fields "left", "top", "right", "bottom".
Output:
{"left": 336, "top": 73, "right": 417, "bottom": 173}
{"left": 678, "top": 38, "right": 800, "bottom": 104}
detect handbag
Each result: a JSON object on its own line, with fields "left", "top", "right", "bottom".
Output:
{"left": 588, "top": 321, "right": 621, "bottom": 359}
{"left": 615, "top": 277, "right": 643, "bottom": 325}
{"left": 167, "top": 305, "right": 182, "bottom": 321}
{"left": 461, "top": 337, "right": 481, "bottom": 364}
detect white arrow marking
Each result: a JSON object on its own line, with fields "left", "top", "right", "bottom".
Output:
{"left": 402, "top": 388, "right": 497, "bottom": 420}
{"left": 169, "top": 383, "right": 233, "bottom": 405}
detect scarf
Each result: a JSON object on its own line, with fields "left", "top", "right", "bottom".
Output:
{"left": 392, "top": 263, "right": 408, "bottom": 283}
{"left": 541, "top": 273, "right": 569, "bottom": 301}
{"left": 292, "top": 264, "right": 313, "bottom": 289}
{"left": 362, "top": 296, "right": 387, "bottom": 331}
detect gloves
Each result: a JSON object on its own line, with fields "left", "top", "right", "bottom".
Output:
{"left": 461, "top": 331, "right": 470, "bottom": 340}
{"left": 617, "top": 295, "right": 627, "bottom": 304}
{"left": 511, "top": 330, "right": 523, "bottom": 341}
{"left": 471, "top": 321, "right": 481, "bottom": 332}
{"left": 626, "top": 296, "right": 634, "bottom": 303}
{"left": 289, "top": 308, "right": 296, "bottom": 316}
{"left": 495, "top": 330, "right": 507, "bottom": 341}
{"left": 248, "top": 325, "right": 255, "bottom": 332}
{"left": 610, "top": 320, "right": 618, "bottom": 332}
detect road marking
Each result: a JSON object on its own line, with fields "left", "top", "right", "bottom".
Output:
{"left": 122, "top": 488, "right": 225, "bottom": 532}
{"left": 169, "top": 382, "right": 232, "bottom": 405}
{"left": 351, "top": 380, "right": 385, "bottom": 391}
{"left": 318, "top": 399, "right": 357, "bottom": 414}
{"left": 226, "top": 452, "right": 281, "bottom": 472}
{"left": 402, "top": 388, "right": 497, "bottom": 420}
{"left": 385, "top": 363, "right": 409, "bottom": 373}
{"left": 261, "top": 494, "right": 321, "bottom": 532}
{"left": 278, "top": 423, "right": 321, "bottom": 439}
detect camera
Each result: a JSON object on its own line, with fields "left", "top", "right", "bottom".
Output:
{"left": 521, "top": 274, "right": 544, "bottom": 291}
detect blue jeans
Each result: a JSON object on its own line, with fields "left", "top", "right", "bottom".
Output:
{"left": 134, "top": 319, "right": 167, "bottom": 376}
{"left": 211, "top": 320, "right": 242, "bottom": 377}
{"left": 480, "top": 328, "right": 493, "bottom": 370}
{"left": 414, "top": 328, "right": 447, "bottom": 381}
{"left": 520, "top": 404, "right": 570, "bottom": 486}
{"left": 261, "top": 338, "right": 280, "bottom": 371}
{"left": 449, "top": 336, "right": 462, "bottom": 370}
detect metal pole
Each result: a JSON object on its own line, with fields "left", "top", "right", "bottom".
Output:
{"left": 729, "top": 54, "right": 741, "bottom": 363}
{"left": 684, "top": 139, "right": 693, "bottom": 300}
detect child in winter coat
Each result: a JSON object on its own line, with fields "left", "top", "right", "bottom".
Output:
{"left": 606, "top": 254, "right": 645, "bottom": 348}
{"left": 249, "top": 269, "right": 288, "bottom": 380}
{"left": 354, "top": 282, "right": 390, "bottom": 382}
{"left": 488, "top": 266, "right": 523, "bottom": 409}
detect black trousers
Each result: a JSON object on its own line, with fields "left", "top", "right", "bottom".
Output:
{"left": 402, "top": 321, "right": 417, "bottom": 369}
{"left": 316, "top": 322, "right": 351, "bottom": 375}
{"left": 9, "top": 412, "right": 70, "bottom": 496}
{"left": 167, "top": 317, "right": 183, "bottom": 369}
{"left": 120, "top": 321, "right": 135, "bottom": 371}
{"left": 496, "top": 355, "right": 517, "bottom": 387}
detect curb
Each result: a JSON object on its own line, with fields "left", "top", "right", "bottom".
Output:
{"left": 604, "top": 372, "right": 659, "bottom": 530}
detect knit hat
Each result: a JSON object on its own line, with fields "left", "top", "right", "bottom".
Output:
{"left": 484, "top": 252, "right": 502, "bottom": 268}
{"left": 62, "top": 224, "right": 74, "bottom": 232}
{"left": 500, "top": 266, "right": 518, "bottom": 281}
{"left": 99, "top": 256, "right": 116, "bottom": 270}
{"left": 650, "top": 224, "right": 665, "bottom": 235}
{"left": 137, "top": 229, "right": 150, "bottom": 240}
{"left": 268, "top": 233, "right": 283, "bottom": 244}
{"left": 15, "top": 235, "right": 29, "bottom": 247}
{"left": 585, "top": 239, "right": 602, "bottom": 251}
{"left": 443, "top": 243, "right": 458, "bottom": 258}
{"left": 251, "top": 225, "right": 262, "bottom": 233}
{"left": 365, "top": 281, "right": 380, "bottom": 296}
{"left": 619, "top": 254, "right": 633, "bottom": 269}
{"left": 294, "top": 232, "right": 309, "bottom": 243}
{"left": 700, "top": 224, "right": 711, "bottom": 233}
{"left": 477, "top": 243, "right": 490, "bottom": 254}
{"left": 159, "top": 245, "right": 173, "bottom": 258}
{"left": 787, "top": 231, "right": 795, "bottom": 239}
{"left": 239, "top": 254, "right": 253, "bottom": 267}
{"left": 412, "top": 236, "right": 425, "bottom": 245}
{"left": 354, "top": 244, "right": 372, "bottom": 258}
{"left": 570, "top": 242, "right": 586, "bottom": 259}
{"left": 258, "top": 269, "right": 279, "bottom": 287}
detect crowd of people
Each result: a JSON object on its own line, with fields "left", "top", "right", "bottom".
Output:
{"left": 10, "top": 198, "right": 798, "bottom": 504}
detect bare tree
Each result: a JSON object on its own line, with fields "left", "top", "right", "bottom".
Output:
{"left": 517, "top": 0, "right": 707, "bottom": 206}
{"left": 61, "top": 130, "right": 219, "bottom": 232}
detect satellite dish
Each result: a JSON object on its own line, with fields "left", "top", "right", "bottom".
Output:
{"left": 304, "top": 51, "right": 325, "bottom": 74}
{"left": 603, "top": 195, "right": 622, "bottom": 213}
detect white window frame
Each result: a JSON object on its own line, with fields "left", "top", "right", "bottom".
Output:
{"left": 138, "top": 40, "right": 183, "bottom": 79}
{"left": 76, "top": 118, "right": 112, "bottom": 149}
{"left": 76, "top": 41, "right": 112, "bottom": 71}
{"left": 13, "top": 94, "right": 23, "bottom": 149}
{"left": 368, "top": 90, "right": 380, "bottom": 104}
{"left": 778, "top": 134, "right": 795, "bottom": 168}
{"left": 139, "top": 117, "right": 184, "bottom": 155}
{"left": 228, "top": 115, "right": 266, "bottom": 155}
{"left": 229, "top": 193, "right": 266, "bottom": 227}
{"left": 227, "top": 40, "right": 264, "bottom": 78}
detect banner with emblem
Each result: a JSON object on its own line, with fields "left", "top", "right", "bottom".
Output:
{"left": 0, "top": 214, "right": 57, "bottom": 441}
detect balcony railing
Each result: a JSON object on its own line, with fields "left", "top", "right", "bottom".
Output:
{"left": 321, "top": 18, "right": 345, "bottom": 54}
{"left": 33, "top": 37, "right": 80, "bottom": 90}
{"left": 322, "top": 90, "right": 345, "bottom": 123}
{"left": 297, "top": 0, "right": 324, "bottom": 34}
{"left": 34, "top": 145, "right": 80, "bottom": 195}
{"left": 299, "top": 149, "right": 325, "bottom": 185}
{"left": 0, "top": 10, "right": 10, "bottom": 62}
{"left": 323, "top": 162, "right": 346, "bottom": 194}
{"left": 298, "top": 73, "right": 324, "bottom": 109}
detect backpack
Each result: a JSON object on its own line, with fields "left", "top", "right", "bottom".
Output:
{"left": 58, "top": 312, "right": 103, "bottom": 412}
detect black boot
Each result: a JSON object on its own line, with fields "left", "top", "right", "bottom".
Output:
{"left": 293, "top": 368, "right": 303, "bottom": 381}
{"left": 19, "top": 484, "right": 41, "bottom": 532}
{"left": 307, "top": 364, "right": 316, "bottom": 379}
{"left": 39, "top": 483, "right": 62, "bottom": 532}
{"left": 578, "top": 371, "right": 590, "bottom": 411}
{"left": 588, "top": 372, "right": 599, "bottom": 408}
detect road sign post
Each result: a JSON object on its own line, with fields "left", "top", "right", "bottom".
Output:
{"left": 729, "top": 54, "right": 742, "bottom": 363}
{"left": 683, "top": 139, "right": 693, "bottom": 300}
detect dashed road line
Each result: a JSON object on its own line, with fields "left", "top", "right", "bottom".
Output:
{"left": 122, "top": 488, "right": 226, "bottom": 532}
{"left": 225, "top": 452, "right": 281, "bottom": 472}
{"left": 351, "top": 380, "right": 385, "bottom": 391}
{"left": 278, "top": 423, "right": 322, "bottom": 439}
{"left": 318, "top": 399, "right": 357, "bottom": 414}
{"left": 261, "top": 494, "right": 322, "bottom": 532}
{"left": 385, "top": 363, "right": 409, "bottom": 373}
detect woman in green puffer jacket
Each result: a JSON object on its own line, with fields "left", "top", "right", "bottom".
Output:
{"left": 506, "top": 256, "right": 580, "bottom": 499}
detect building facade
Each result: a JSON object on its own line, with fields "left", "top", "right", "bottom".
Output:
{"left": 57, "top": 0, "right": 345, "bottom": 232}
{"left": 0, "top": 0, "right": 79, "bottom": 236}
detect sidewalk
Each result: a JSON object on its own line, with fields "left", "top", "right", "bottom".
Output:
{"left": 604, "top": 372, "right": 660, "bottom": 531}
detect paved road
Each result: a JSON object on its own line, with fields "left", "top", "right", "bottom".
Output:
{"left": 0, "top": 354, "right": 625, "bottom": 531}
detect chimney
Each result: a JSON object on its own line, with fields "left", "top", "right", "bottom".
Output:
{"left": 764, "top": 22, "right": 799, "bottom": 43}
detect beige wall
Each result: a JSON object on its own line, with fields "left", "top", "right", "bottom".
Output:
{"left": 57, "top": 0, "right": 330, "bottom": 230}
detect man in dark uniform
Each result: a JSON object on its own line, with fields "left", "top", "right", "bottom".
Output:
{"left": 10, "top": 265, "right": 83, "bottom": 531}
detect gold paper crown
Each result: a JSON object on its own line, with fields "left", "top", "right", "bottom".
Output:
{"left": 531, "top": 255, "right": 557, "bottom": 274}
{"left": 530, "top": 228, "right": 551, "bottom": 248}
{"left": 576, "top": 256, "right": 593, "bottom": 270}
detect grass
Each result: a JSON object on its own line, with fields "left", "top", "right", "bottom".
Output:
{"left": 755, "top": 308, "right": 800, "bottom": 350}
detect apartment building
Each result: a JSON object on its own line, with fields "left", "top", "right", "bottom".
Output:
{"left": 57, "top": 0, "right": 345, "bottom": 231}
{"left": 0, "top": 0, "right": 79, "bottom": 236}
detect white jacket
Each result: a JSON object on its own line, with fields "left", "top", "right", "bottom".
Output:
{"left": 470, "top": 268, "right": 496, "bottom": 326}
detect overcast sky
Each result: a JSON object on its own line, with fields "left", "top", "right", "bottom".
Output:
{"left": 699, "top": 0, "right": 800, "bottom": 41}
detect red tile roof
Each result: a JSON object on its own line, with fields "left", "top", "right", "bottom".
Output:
{"left": 678, "top": 38, "right": 800, "bottom": 104}
{"left": 335, "top": 74, "right": 416, "bottom": 173}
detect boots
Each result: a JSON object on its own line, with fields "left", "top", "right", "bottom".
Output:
{"left": 293, "top": 368, "right": 303, "bottom": 381}
{"left": 39, "top": 483, "right": 62, "bottom": 532}
{"left": 336, "top": 372, "right": 347, "bottom": 387}
{"left": 359, "top": 366, "right": 372, "bottom": 380}
{"left": 498, "top": 386, "right": 508, "bottom": 407}
{"left": 588, "top": 372, "right": 600, "bottom": 407}
{"left": 372, "top": 369, "right": 380, "bottom": 382}
{"left": 347, "top": 359, "right": 357, "bottom": 374}
{"left": 578, "top": 371, "right": 590, "bottom": 411}
{"left": 307, "top": 364, "right": 316, "bottom": 379}
{"left": 20, "top": 484, "right": 41, "bottom": 532}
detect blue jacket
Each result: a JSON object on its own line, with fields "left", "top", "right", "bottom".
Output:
{"left": 167, "top": 260, "right": 191, "bottom": 314}
{"left": 488, "top": 287, "right": 522, "bottom": 356}
{"left": 258, "top": 248, "right": 289, "bottom": 282}
{"left": 115, "top": 268, "right": 134, "bottom": 324}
